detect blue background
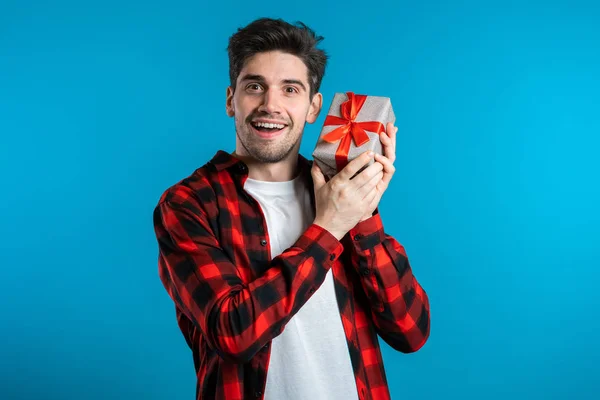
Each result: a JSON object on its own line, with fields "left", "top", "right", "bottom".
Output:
{"left": 1, "top": 0, "right": 599, "bottom": 399}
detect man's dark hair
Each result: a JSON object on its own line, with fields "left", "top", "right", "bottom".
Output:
{"left": 227, "top": 18, "right": 328, "bottom": 98}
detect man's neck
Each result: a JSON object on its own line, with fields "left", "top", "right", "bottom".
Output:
{"left": 232, "top": 151, "right": 300, "bottom": 182}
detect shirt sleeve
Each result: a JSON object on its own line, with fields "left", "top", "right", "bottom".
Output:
{"left": 153, "top": 190, "right": 343, "bottom": 364}
{"left": 346, "top": 212, "right": 431, "bottom": 353}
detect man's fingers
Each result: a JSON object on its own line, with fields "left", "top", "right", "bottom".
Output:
{"left": 311, "top": 162, "right": 326, "bottom": 190}
{"left": 380, "top": 131, "right": 391, "bottom": 144}
{"left": 382, "top": 123, "right": 397, "bottom": 163}
{"left": 337, "top": 151, "right": 374, "bottom": 181}
{"left": 364, "top": 187, "right": 378, "bottom": 205}
{"left": 352, "top": 160, "right": 383, "bottom": 186}
{"left": 386, "top": 122, "right": 395, "bottom": 137}
{"left": 366, "top": 189, "right": 381, "bottom": 211}
{"left": 380, "top": 132, "right": 392, "bottom": 157}
{"left": 359, "top": 170, "right": 383, "bottom": 199}
{"left": 374, "top": 153, "right": 395, "bottom": 185}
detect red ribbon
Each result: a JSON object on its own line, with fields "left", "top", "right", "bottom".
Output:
{"left": 322, "top": 92, "right": 385, "bottom": 171}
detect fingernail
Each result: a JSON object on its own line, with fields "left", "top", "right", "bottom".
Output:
{"left": 367, "top": 151, "right": 374, "bottom": 156}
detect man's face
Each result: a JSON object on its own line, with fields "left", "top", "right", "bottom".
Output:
{"left": 226, "top": 51, "right": 322, "bottom": 163}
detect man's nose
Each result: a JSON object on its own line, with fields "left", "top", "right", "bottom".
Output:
{"left": 257, "top": 89, "right": 282, "bottom": 115}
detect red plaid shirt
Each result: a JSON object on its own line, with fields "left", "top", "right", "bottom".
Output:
{"left": 153, "top": 150, "right": 430, "bottom": 400}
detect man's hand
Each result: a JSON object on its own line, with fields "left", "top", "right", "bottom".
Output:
{"left": 359, "top": 122, "right": 398, "bottom": 222}
{"left": 312, "top": 151, "right": 384, "bottom": 240}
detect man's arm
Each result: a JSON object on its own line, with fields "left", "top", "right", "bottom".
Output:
{"left": 340, "top": 122, "right": 430, "bottom": 352}
{"left": 345, "top": 212, "right": 430, "bottom": 353}
{"left": 153, "top": 186, "right": 343, "bottom": 364}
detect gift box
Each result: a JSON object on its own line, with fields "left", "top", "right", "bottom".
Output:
{"left": 312, "top": 91, "right": 395, "bottom": 179}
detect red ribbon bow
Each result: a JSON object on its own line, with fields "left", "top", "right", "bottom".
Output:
{"left": 322, "top": 92, "right": 385, "bottom": 171}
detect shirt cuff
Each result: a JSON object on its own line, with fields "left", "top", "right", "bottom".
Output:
{"left": 348, "top": 212, "right": 386, "bottom": 252}
{"left": 297, "top": 223, "right": 345, "bottom": 264}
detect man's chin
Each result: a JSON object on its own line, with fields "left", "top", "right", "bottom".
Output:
{"left": 237, "top": 131, "right": 299, "bottom": 163}
{"left": 250, "top": 151, "right": 288, "bottom": 164}
{"left": 247, "top": 144, "right": 296, "bottom": 164}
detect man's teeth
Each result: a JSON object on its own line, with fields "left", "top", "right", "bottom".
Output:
{"left": 254, "top": 122, "right": 285, "bottom": 129}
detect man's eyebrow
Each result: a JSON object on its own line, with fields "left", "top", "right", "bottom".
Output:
{"left": 239, "top": 75, "right": 307, "bottom": 91}
{"left": 239, "top": 74, "right": 266, "bottom": 83}
{"left": 282, "top": 79, "right": 307, "bottom": 91}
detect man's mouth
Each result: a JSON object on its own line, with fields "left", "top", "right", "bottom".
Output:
{"left": 250, "top": 120, "right": 288, "bottom": 137}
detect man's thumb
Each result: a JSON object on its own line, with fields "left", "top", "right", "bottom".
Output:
{"left": 311, "top": 162, "right": 325, "bottom": 189}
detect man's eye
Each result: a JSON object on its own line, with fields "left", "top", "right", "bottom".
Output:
{"left": 247, "top": 84, "right": 263, "bottom": 91}
{"left": 285, "top": 86, "right": 298, "bottom": 93}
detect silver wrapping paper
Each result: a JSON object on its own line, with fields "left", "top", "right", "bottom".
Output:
{"left": 312, "top": 92, "right": 395, "bottom": 178}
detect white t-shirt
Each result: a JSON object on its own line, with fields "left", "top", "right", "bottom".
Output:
{"left": 244, "top": 174, "right": 359, "bottom": 400}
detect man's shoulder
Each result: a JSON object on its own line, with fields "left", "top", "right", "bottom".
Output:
{"left": 156, "top": 151, "right": 230, "bottom": 207}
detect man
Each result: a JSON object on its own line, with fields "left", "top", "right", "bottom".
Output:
{"left": 153, "top": 17, "right": 430, "bottom": 400}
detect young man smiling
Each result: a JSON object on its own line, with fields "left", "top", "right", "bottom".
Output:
{"left": 153, "top": 18, "right": 430, "bottom": 400}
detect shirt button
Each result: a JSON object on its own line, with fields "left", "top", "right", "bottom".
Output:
{"left": 309, "top": 287, "right": 316, "bottom": 294}
{"left": 329, "top": 253, "right": 335, "bottom": 261}
{"left": 360, "top": 268, "right": 371, "bottom": 277}
{"left": 254, "top": 391, "right": 262, "bottom": 398}
{"left": 238, "top": 163, "right": 248, "bottom": 173}
{"left": 260, "top": 239, "right": 267, "bottom": 246}
{"left": 354, "top": 234, "right": 364, "bottom": 241}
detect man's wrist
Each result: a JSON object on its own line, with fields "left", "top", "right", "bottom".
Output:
{"left": 313, "top": 218, "right": 345, "bottom": 241}
{"left": 358, "top": 211, "right": 375, "bottom": 223}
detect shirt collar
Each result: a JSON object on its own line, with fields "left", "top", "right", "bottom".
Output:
{"left": 208, "top": 150, "right": 314, "bottom": 183}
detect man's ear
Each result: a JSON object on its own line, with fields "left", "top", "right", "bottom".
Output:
{"left": 306, "top": 92, "right": 323, "bottom": 124}
{"left": 226, "top": 86, "right": 235, "bottom": 117}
